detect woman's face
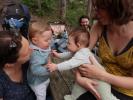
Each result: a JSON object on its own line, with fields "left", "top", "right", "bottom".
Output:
{"left": 96, "top": 9, "right": 111, "bottom": 25}
{"left": 17, "top": 37, "right": 32, "bottom": 64}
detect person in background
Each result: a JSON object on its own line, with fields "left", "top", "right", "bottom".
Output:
{"left": 79, "top": 15, "right": 91, "bottom": 32}
{"left": 50, "top": 21, "right": 68, "bottom": 53}
{"left": 76, "top": 0, "right": 133, "bottom": 100}
{"left": 27, "top": 22, "right": 52, "bottom": 100}
{"left": 0, "top": 30, "right": 36, "bottom": 100}
{"left": 79, "top": 15, "right": 99, "bottom": 57}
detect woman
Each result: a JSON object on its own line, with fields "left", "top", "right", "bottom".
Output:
{"left": 0, "top": 30, "right": 36, "bottom": 100}
{"left": 76, "top": 0, "right": 133, "bottom": 100}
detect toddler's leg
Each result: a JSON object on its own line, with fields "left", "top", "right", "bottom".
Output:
{"left": 31, "top": 79, "right": 50, "bottom": 100}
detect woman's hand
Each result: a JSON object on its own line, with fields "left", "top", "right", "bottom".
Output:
{"left": 79, "top": 56, "right": 107, "bottom": 80}
{"left": 75, "top": 70, "right": 101, "bottom": 100}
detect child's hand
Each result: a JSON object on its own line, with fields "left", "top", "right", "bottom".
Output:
{"left": 47, "top": 63, "right": 58, "bottom": 72}
{"left": 51, "top": 50, "right": 60, "bottom": 58}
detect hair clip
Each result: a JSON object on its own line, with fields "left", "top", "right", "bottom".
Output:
{"left": 9, "top": 40, "right": 17, "bottom": 48}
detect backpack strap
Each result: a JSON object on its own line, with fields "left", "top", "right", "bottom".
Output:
{"left": 20, "top": 4, "right": 31, "bottom": 21}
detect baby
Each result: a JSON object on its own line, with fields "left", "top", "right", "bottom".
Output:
{"left": 27, "top": 22, "right": 52, "bottom": 100}
{"left": 47, "top": 28, "right": 119, "bottom": 100}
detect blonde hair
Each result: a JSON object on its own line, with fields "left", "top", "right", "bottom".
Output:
{"left": 29, "top": 22, "right": 51, "bottom": 41}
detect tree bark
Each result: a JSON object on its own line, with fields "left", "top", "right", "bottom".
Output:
{"left": 60, "top": 0, "right": 67, "bottom": 21}
{"left": 37, "top": 0, "right": 42, "bottom": 11}
{"left": 86, "top": 0, "right": 94, "bottom": 26}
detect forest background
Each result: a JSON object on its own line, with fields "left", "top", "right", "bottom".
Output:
{"left": 22, "top": 0, "right": 93, "bottom": 27}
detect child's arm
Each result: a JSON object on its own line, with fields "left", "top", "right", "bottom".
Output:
{"left": 52, "top": 50, "right": 73, "bottom": 59}
{"left": 53, "top": 50, "right": 90, "bottom": 71}
{"left": 47, "top": 63, "right": 58, "bottom": 72}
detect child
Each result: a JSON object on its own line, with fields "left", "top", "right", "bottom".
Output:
{"left": 27, "top": 22, "right": 52, "bottom": 100}
{"left": 47, "top": 28, "right": 119, "bottom": 100}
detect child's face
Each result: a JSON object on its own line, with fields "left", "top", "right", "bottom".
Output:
{"left": 34, "top": 31, "right": 52, "bottom": 49}
{"left": 67, "top": 37, "right": 79, "bottom": 52}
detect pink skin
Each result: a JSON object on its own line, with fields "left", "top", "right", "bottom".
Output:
{"left": 96, "top": 9, "right": 111, "bottom": 25}
{"left": 33, "top": 30, "right": 52, "bottom": 50}
{"left": 80, "top": 18, "right": 90, "bottom": 28}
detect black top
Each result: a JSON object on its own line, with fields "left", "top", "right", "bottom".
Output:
{"left": 0, "top": 62, "right": 36, "bottom": 100}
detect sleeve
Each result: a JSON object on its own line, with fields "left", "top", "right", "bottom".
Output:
{"left": 30, "top": 51, "right": 49, "bottom": 76}
{"left": 59, "top": 52, "right": 73, "bottom": 59}
{"left": 57, "top": 51, "right": 90, "bottom": 71}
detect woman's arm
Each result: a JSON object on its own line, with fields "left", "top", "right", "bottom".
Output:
{"left": 89, "top": 22, "right": 103, "bottom": 50}
{"left": 75, "top": 70, "right": 101, "bottom": 100}
{"left": 79, "top": 56, "right": 133, "bottom": 89}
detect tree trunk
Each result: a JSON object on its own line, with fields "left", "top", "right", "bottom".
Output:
{"left": 37, "top": 0, "right": 42, "bottom": 11}
{"left": 86, "top": 0, "right": 93, "bottom": 26}
{"left": 86, "top": 0, "right": 92, "bottom": 17}
{"left": 60, "top": 0, "right": 67, "bottom": 21}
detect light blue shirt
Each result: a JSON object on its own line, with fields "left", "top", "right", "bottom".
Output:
{"left": 27, "top": 43, "right": 51, "bottom": 86}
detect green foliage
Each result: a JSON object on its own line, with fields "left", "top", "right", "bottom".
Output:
{"left": 22, "top": 0, "right": 86, "bottom": 26}
{"left": 66, "top": 0, "right": 85, "bottom": 26}
{"left": 22, "top": 0, "right": 58, "bottom": 16}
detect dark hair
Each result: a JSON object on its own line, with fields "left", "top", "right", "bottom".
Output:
{"left": 79, "top": 15, "right": 89, "bottom": 26}
{"left": 69, "top": 28, "right": 90, "bottom": 47}
{"left": 93, "top": 0, "right": 133, "bottom": 25}
{"left": 0, "top": 30, "right": 22, "bottom": 68}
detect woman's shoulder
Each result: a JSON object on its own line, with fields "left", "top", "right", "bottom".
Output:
{"left": 90, "top": 22, "right": 104, "bottom": 38}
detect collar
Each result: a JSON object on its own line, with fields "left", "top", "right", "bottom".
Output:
{"left": 30, "top": 43, "right": 51, "bottom": 52}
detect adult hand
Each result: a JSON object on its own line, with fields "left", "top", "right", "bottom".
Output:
{"left": 75, "top": 70, "right": 101, "bottom": 100}
{"left": 79, "top": 56, "right": 106, "bottom": 80}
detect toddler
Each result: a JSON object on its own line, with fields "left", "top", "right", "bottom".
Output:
{"left": 27, "top": 22, "right": 52, "bottom": 100}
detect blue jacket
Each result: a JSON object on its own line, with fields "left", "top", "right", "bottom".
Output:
{"left": 51, "top": 31, "right": 68, "bottom": 53}
{"left": 27, "top": 43, "right": 51, "bottom": 86}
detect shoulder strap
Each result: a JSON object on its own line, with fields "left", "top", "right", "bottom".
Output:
{"left": 20, "top": 4, "right": 30, "bottom": 21}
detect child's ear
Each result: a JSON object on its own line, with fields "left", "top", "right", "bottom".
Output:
{"left": 32, "top": 37, "right": 38, "bottom": 45}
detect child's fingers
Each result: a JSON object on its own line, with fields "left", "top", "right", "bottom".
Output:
{"left": 51, "top": 49, "right": 57, "bottom": 53}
